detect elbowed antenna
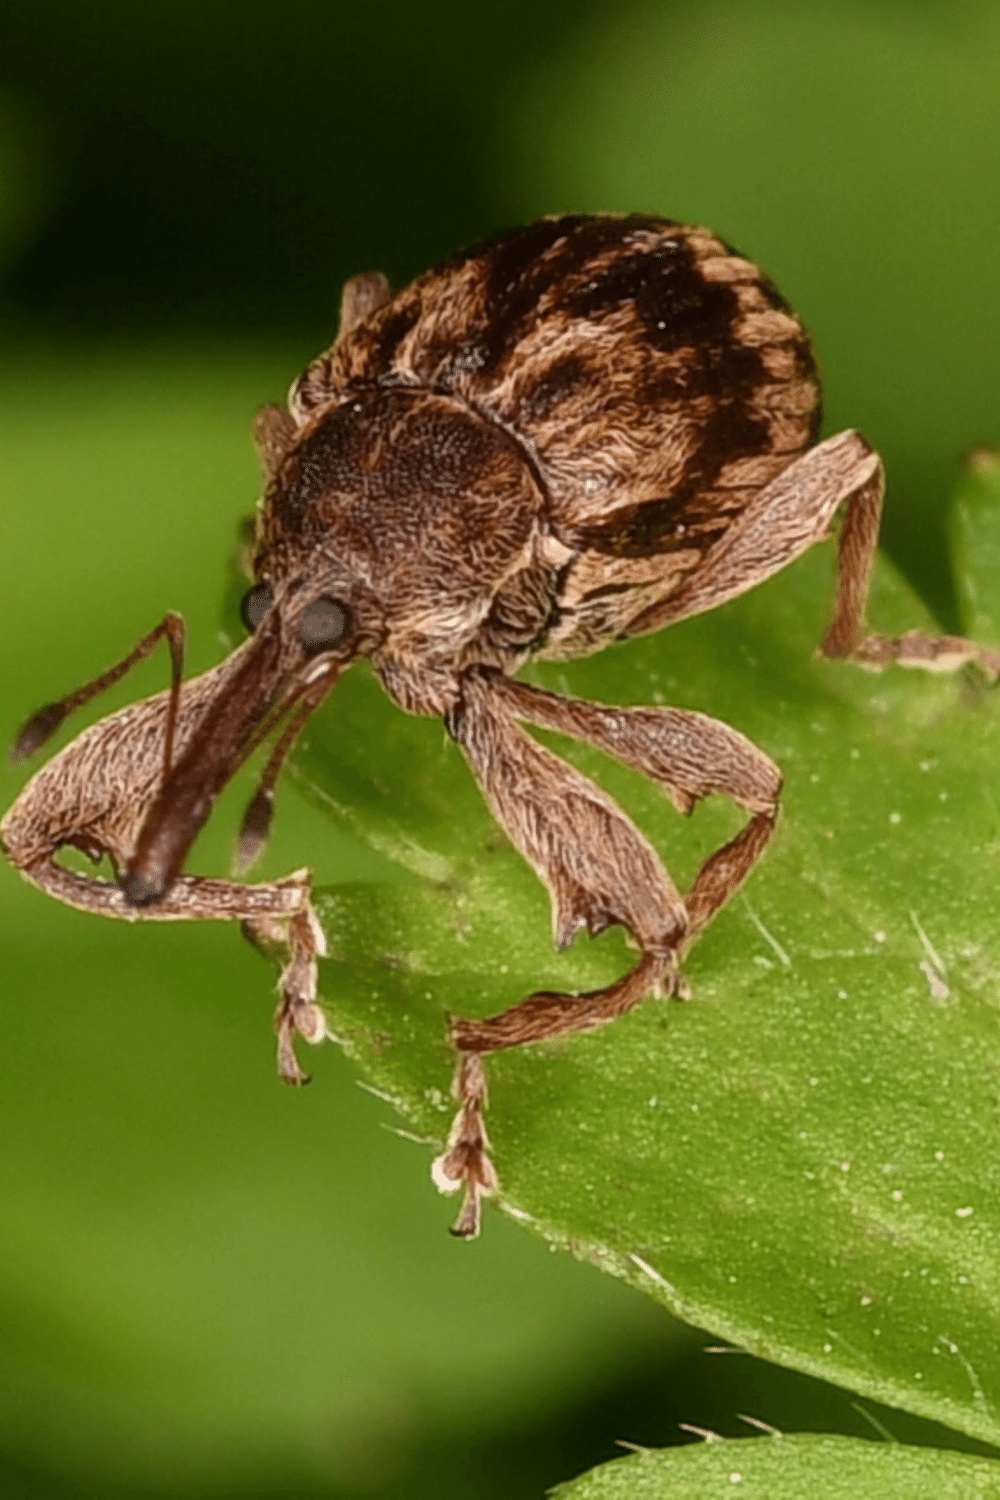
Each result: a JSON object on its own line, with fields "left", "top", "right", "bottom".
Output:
{"left": 234, "top": 662, "right": 342, "bottom": 874}
{"left": 11, "top": 614, "right": 186, "bottom": 769}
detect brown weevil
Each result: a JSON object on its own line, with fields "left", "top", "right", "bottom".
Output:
{"left": 4, "top": 214, "right": 998, "bottom": 1237}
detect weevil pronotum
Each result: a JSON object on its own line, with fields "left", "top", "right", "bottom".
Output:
{"left": 4, "top": 215, "right": 998, "bottom": 1236}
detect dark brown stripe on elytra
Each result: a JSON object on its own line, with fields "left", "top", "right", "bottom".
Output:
{"left": 416, "top": 218, "right": 597, "bottom": 380}
{"left": 438, "top": 214, "right": 673, "bottom": 291}
{"left": 574, "top": 489, "right": 732, "bottom": 560}
{"left": 640, "top": 339, "right": 775, "bottom": 408}
{"left": 701, "top": 390, "right": 775, "bottom": 471}
{"left": 517, "top": 351, "right": 591, "bottom": 422}
{"left": 363, "top": 296, "right": 424, "bottom": 379}
{"left": 482, "top": 216, "right": 684, "bottom": 369}
{"left": 484, "top": 216, "right": 599, "bottom": 296}
{"left": 564, "top": 237, "right": 741, "bottom": 356}
{"left": 578, "top": 580, "right": 648, "bottom": 603}
{"left": 434, "top": 215, "right": 596, "bottom": 281}
{"left": 573, "top": 390, "right": 771, "bottom": 559}
{"left": 472, "top": 219, "right": 616, "bottom": 375}
{"left": 427, "top": 216, "right": 686, "bottom": 384}
{"left": 488, "top": 215, "right": 678, "bottom": 299}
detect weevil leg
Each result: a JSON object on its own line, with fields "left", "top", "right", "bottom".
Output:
{"left": 434, "top": 954, "right": 677, "bottom": 1237}
{"left": 11, "top": 613, "right": 186, "bottom": 766}
{"left": 289, "top": 272, "right": 393, "bottom": 421}
{"left": 820, "top": 457, "right": 1000, "bottom": 676}
{"left": 481, "top": 668, "right": 782, "bottom": 938}
{"left": 239, "top": 900, "right": 329, "bottom": 1084}
{"left": 336, "top": 272, "right": 391, "bottom": 343}
{"left": 683, "top": 808, "right": 777, "bottom": 936}
{"left": 450, "top": 670, "right": 689, "bottom": 956}
{"left": 431, "top": 1054, "right": 499, "bottom": 1239}
{"left": 625, "top": 430, "right": 885, "bottom": 637}
{"left": 434, "top": 670, "right": 695, "bottom": 1234}
{"left": 433, "top": 667, "right": 789, "bottom": 1232}
{"left": 625, "top": 429, "right": 1000, "bottom": 678}
{"left": 4, "top": 649, "right": 334, "bottom": 1086}
{"left": 11, "top": 858, "right": 328, "bottom": 1084}
{"left": 266, "top": 904, "right": 330, "bottom": 1086}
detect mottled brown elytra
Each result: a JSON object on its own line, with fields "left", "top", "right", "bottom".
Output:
{"left": 5, "top": 215, "right": 997, "bottom": 1236}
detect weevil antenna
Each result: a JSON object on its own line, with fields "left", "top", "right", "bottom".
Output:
{"left": 234, "top": 661, "right": 340, "bottom": 874}
{"left": 234, "top": 700, "right": 311, "bottom": 874}
{"left": 161, "top": 617, "right": 186, "bottom": 782}
{"left": 11, "top": 613, "right": 186, "bottom": 764}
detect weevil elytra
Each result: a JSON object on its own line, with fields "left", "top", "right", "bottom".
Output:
{"left": 4, "top": 214, "right": 998, "bottom": 1237}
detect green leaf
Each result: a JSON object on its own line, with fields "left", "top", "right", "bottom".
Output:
{"left": 292, "top": 453, "right": 1000, "bottom": 1447}
{"left": 553, "top": 1434, "right": 1000, "bottom": 1499}
{"left": 952, "top": 450, "right": 1000, "bottom": 644}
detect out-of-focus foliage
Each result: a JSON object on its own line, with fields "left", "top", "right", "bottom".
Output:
{"left": 2, "top": 1, "right": 1000, "bottom": 1495}
{"left": 0, "top": 91, "right": 53, "bottom": 280}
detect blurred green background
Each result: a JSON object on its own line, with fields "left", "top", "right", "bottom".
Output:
{"left": 1, "top": 2, "right": 999, "bottom": 1495}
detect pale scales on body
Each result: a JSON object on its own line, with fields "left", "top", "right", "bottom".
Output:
{"left": 4, "top": 214, "right": 996, "bottom": 1236}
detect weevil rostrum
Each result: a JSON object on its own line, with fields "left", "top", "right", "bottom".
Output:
{"left": 4, "top": 214, "right": 998, "bottom": 1237}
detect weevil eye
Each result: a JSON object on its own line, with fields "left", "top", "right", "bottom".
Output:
{"left": 298, "top": 596, "right": 352, "bottom": 653}
{"left": 241, "top": 582, "right": 274, "bottom": 633}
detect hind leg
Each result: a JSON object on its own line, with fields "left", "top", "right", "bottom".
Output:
{"left": 819, "top": 456, "right": 1000, "bottom": 675}
{"left": 626, "top": 428, "right": 1000, "bottom": 677}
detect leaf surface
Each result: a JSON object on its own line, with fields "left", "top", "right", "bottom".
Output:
{"left": 554, "top": 1433, "right": 1000, "bottom": 1499}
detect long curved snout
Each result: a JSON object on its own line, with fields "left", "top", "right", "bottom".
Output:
{"left": 121, "top": 621, "right": 290, "bottom": 906}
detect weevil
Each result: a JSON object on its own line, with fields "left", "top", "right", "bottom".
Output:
{"left": 5, "top": 214, "right": 997, "bottom": 1236}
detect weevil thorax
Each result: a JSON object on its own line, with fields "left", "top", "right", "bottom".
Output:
{"left": 254, "top": 386, "right": 547, "bottom": 714}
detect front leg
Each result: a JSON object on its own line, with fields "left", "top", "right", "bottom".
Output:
{"left": 242, "top": 903, "right": 330, "bottom": 1086}
{"left": 10, "top": 857, "right": 328, "bottom": 1086}
{"left": 3, "top": 646, "right": 334, "bottom": 1088}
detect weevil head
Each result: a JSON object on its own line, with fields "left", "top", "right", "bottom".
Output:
{"left": 252, "top": 386, "right": 544, "bottom": 662}
{"left": 123, "top": 382, "right": 545, "bottom": 907}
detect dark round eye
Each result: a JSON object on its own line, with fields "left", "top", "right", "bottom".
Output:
{"left": 298, "top": 596, "right": 352, "bottom": 652}
{"left": 240, "top": 582, "right": 273, "bottom": 633}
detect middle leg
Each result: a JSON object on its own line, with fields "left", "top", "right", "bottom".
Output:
{"left": 482, "top": 668, "right": 782, "bottom": 938}
{"left": 434, "top": 666, "right": 781, "bottom": 1234}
